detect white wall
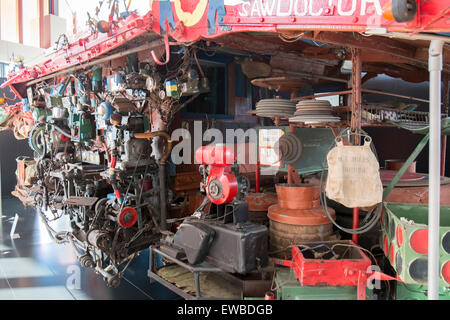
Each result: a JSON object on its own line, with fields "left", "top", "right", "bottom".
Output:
{"left": 58, "top": 0, "right": 152, "bottom": 37}
{"left": 0, "top": 40, "right": 46, "bottom": 66}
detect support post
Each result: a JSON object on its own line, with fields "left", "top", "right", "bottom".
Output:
{"left": 351, "top": 48, "right": 362, "bottom": 245}
{"left": 442, "top": 74, "right": 449, "bottom": 177}
{"left": 255, "top": 161, "right": 260, "bottom": 193}
{"left": 287, "top": 124, "right": 300, "bottom": 185}
{"left": 428, "top": 40, "right": 444, "bottom": 301}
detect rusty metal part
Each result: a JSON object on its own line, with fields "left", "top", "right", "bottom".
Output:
{"left": 245, "top": 193, "right": 278, "bottom": 226}
{"left": 87, "top": 229, "right": 111, "bottom": 250}
{"left": 276, "top": 184, "right": 321, "bottom": 210}
{"left": 172, "top": 171, "right": 202, "bottom": 193}
{"left": 110, "top": 113, "right": 122, "bottom": 126}
{"left": 381, "top": 170, "right": 425, "bottom": 182}
{"left": 269, "top": 219, "right": 335, "bottom": 257}
{"left": 25, "top": 38, "right": 165, "bottom": 87}
{"left": 251, "top": 77, "right": 307, "bottom": 93}
{"left": 268, "top": 204, "right": 336, "bottom": 257}
{"left": 113, "top": 98, "right": 137, "bottom": 113}
{"left": 384, "top": 183, "right": 450, "bottom": 206}
{"left": 64, "top": 197, "right": 99, "bottom": 207}
{"left": 245, "top": 193, "right": 278, "bottom": 212}
{"left": 351, "top": 47, "right": 362, "bottom": 140}
{"left": 269, "top": 183, "right": 336, "bottom": 256}
{"left": 248, "top": 211, "right": 270, "bottom": 226}
{"left": 385, "top": 160, "right": 417, "bottom": 173}
{"left": 381, "top": 173, "right": 450, "bottom": 187}
{"left": 133, "top": 131, "right": 173, "bottom": 164}
{"left": 268, "top": 205, "right": 335, "bottom": 226}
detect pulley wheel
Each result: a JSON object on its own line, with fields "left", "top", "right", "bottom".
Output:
{"left": 273, "top": 133, "right": 303, "bottom": 164}
{"left": 118, "top": 207, "right": 138, "bottom": 229}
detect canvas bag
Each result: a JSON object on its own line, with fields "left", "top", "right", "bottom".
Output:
{"left": 326, "top": 137, "right": 383, "bottom": 208}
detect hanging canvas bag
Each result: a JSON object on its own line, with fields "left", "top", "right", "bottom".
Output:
{"left": 326, "top": 137, "right": 383, "bottom": 208}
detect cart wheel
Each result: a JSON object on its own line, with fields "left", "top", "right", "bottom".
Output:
{"left": 392, "top": 0, "right": 417, "bottom": 23}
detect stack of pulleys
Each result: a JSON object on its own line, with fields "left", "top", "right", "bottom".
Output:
{"left": 256, "top": 98, "right": 296, "bottom": 119}
{"left": 289, "top": 99, "right": 341, "bottom": 124}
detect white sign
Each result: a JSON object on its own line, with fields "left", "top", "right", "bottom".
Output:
{"left": 235, "top": 0, "right": 383, "bottom": 18}
{"left": 259, "top": 129, "right": 284, "bottom": 168}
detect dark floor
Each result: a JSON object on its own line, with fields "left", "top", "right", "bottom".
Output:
{"left": 0, "top": 197, "right": 180, "bottom": 300}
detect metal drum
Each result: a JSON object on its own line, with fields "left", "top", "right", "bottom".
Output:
{"left": 268, "top": 184, "right": 335, "bottom": 258}
{"left": 245, "top": 193, "right": 278, "bottom": 226}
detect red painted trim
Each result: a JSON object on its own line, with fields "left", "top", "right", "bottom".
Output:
{"left": 352, "top": 208, "right": 359, "bottom": 244}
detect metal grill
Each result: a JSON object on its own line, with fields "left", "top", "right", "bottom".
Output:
{"left": 362, "top": 105, "right": 432, "bottom": 125}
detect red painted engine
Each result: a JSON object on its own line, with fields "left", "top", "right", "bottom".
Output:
{"left": 195, "top": 145, "right": 238, "bottom": 205}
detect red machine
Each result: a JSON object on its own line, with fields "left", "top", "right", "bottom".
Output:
{"left": 272, "top": 242, "right": 398, "bottom": 300}
{"left": 196, "top": 145, "right": 239, "bottom": 205}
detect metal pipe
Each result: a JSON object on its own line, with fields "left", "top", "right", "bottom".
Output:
{"left": 255, "top": 161, "right": 260, "bottom": 193}
{"left": 351, "top": 48, "right": 362, "bottom": 244}
{"left": 271, "top": 68, "right": 349, "bottom": 84}
{"left": 151, "top": 33, "right": 170, "bottom": 66}
{"left": 352, "top": 208, "right": 359, "bottom": 244}
{"left": 132, "top": 131, "right": 172, "bottom": 231}
{"left": 361, "top": 89, "right": 433, "bottom": 104}
{"left": 428, "top": 39, "right": 444, "bottom": 301}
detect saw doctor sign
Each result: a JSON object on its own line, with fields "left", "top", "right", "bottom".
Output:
{"left": 236, "top": 0, "right": 383, "bottom": 18}
{"left": 153, "top": 0, "right": 388, "bottom": 33}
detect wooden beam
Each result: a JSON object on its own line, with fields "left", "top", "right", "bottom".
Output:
{"left": 361, "top": 73, "right": 377, "bottom": 85}
{"left": 302, "top": 32, "right": 450, "bottom": 72}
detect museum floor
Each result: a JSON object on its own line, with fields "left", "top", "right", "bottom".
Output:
{"left": 0, "top": 197, "right": 179, "bottom": 300}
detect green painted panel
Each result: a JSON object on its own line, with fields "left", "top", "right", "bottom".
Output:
{"left": 396, "top": 283, "right": 450, "bottom": 300}
{"left": 385, "top": 203, "right": 450, "bottom": 226}
{"left": 275, "top": 269, "right": 366, "bottom": 300}
{"left": 257, "top": 127, "right": 335, "bottom": 176}
{"left": 382, "top": 202, "right": 450, "bottom": 286}
{"left": 0, "top": 108, "right": 9, "bottom": 126}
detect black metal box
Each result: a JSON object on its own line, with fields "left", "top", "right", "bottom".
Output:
{"left": 205, "top": 221, "right": 268, "bottom": 274}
